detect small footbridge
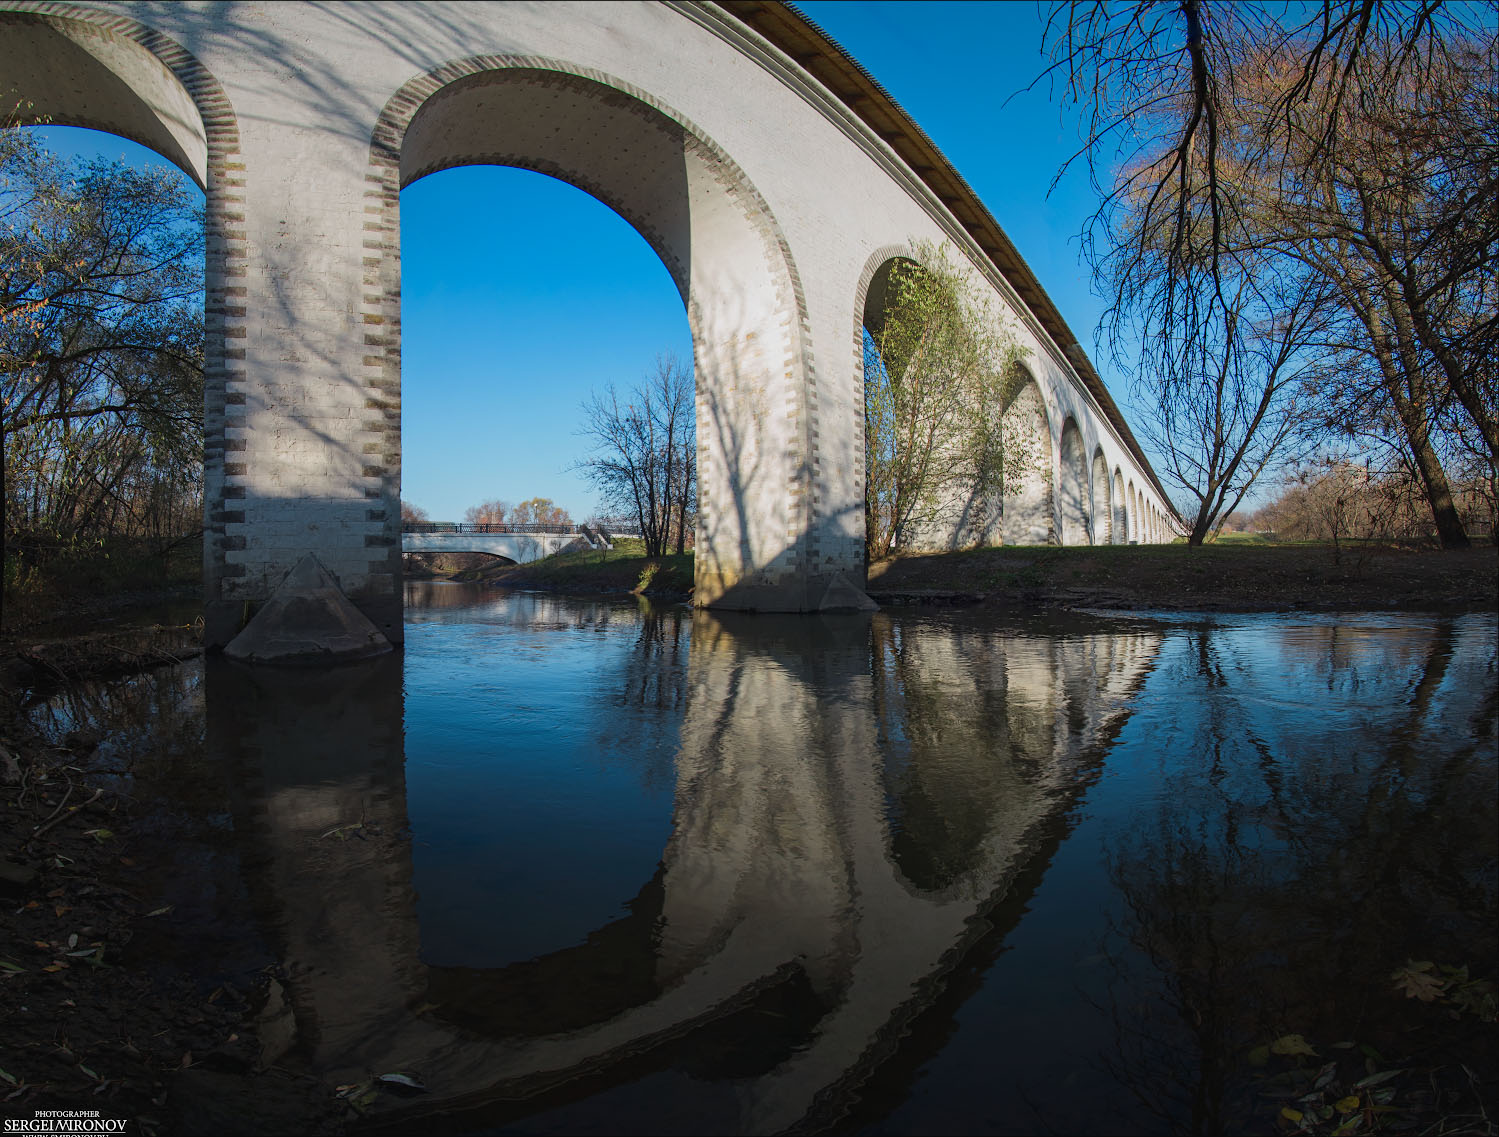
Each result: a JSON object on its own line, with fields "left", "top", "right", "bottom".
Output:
{"left": 401, "top": 522, "right": 612, "bottom": 565}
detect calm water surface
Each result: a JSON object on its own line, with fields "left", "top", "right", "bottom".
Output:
{"left": 25, "top": 585, "right": 1497, "bottom": 1134}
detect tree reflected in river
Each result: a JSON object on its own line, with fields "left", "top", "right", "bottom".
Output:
{"left": 1098, "top": 617, "right": 1497, "bottom": 1135}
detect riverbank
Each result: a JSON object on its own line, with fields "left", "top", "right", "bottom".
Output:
{"left": 410, "top": 540, "right": 1498, "bottom": 613}
{"left": 413, "top": 538, "right": 694, "bottom": 599}
{"left": 0, "top": 643, "right": 344, "bottom": 1134}
{"left": 868, "top": 540, "right": 1499, "bottom": 612}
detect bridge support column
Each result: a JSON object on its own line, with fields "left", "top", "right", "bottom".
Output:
{"left": 202, "top": 116, "right": 403, "bottom": 650}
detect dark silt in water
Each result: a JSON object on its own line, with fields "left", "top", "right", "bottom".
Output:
{"left": 25, "top": 584, "right": 1498, "bottom": 1134}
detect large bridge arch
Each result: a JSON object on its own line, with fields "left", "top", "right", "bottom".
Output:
{"left": 1112, "top": 469, "right": 1128, "bottom": 545}
{"left": 1091, "top": 449, "right": 1111, "bottom": 545}
{"left": 360, "top": 58, "right": 828, "bottom": 622}
{"left": 1001, "top": 369, "right": 1054, "bottom": 546}
{"left": 856, "top": 245, "right": 1009, "bottom": 552}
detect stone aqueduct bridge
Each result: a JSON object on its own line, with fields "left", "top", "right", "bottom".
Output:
{"left": 1, "top": 1, "right": 1177, "bottom": 646}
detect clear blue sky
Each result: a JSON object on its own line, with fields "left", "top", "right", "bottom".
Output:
{"left": 34, "top": 2, "right": 1131, "bottom": 523}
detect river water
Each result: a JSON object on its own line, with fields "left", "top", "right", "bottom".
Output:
{"left": 24, "top": 584, "right": 1498, "bottom": 1134}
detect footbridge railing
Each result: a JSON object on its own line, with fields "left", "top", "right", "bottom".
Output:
{"left": 401, "top": 522, "right": 580, "bottom": 535}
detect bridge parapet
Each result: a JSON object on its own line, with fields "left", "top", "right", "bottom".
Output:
{"left": 401, "top": 524, "right": 600, "bottom": 564}
{"left": 401, "top": 522, "right": 580, "bottom": 536}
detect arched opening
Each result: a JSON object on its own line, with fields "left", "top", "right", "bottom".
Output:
{"left": 398, "top": 165, "right": 690, "bottom": 544}
{"left": 0, "top": 13, "right": 236, "bottom": 623}
{"left": 857, "top": 251, "right": 1011, "bottom": 557}
{"left": 403, "top": 550, "right": 517, "bottom": 580}
{"left": 0, "top": 12, "right": 209, "bottom": 187}
{"left": 1126, "top": 480, "right": 1137, "bottom": 542}
{"left": 1000, "top": 371, "right": 1054, "bottom": 545}
{"left": 1113, "top": 469, "right": 1128, "bottom": 545}
{"left": 1091, "top": 449, "right": 1111, "bottom": 545}
{"left": 1057, "top": 418, "right": 1089, "bottom": 546}
{"left": 369, "top": 62, "right": 829, "bottom": 616}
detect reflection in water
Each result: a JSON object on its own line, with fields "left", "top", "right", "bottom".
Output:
{"left": 28, "top": 596, "right": 1495, "bottom": 1134}
{"left": 872, "top": 618, "right": 1157, "bottom": 893}
{"left": 1093, "top": 618, "right": 1498, "bottom": 1136}
{"left": 207, "top": 654, "right": 420, "bottom": 1072}
{"left": 195, "top": 591, "right": 1166, "bottom": 1132}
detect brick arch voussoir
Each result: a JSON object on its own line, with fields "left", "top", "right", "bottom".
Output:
{"left": 364, "top": 55, "right": 823, "bottom": 574}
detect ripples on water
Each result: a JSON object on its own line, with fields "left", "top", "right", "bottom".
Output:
{"left": 25, "top": 585, "right": 1497, "bottom": 1135}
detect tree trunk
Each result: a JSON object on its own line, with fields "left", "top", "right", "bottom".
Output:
{"left": 1394, "top": 391, "right": 1470, "bottom": 548}
{"left": 1352, "top": 271, "right": 1470, "bottom": 549}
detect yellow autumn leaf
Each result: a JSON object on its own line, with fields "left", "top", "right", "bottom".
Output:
{"left": 1281, "top": 1106, "right": 1304, "bottom": 1123}
{"left": 1271, "top": 1033, "right": 1318, "bottom": 1057}
{"left": 1336, "top": 1095, "right": 1360, "bottom": 1113}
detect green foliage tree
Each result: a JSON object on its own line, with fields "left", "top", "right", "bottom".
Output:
{"left": 864, "top": 242, "right": 1029, "bottom": 560}
{"left": 1, "top": 127, "right": 204, "bottom": 613}
{"left": 509, "top": 496, "right": 571, "bottom": 528}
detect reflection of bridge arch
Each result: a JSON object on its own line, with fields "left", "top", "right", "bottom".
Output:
{"left": 209, "top": 607, "right": 1162, "bottom": 1131}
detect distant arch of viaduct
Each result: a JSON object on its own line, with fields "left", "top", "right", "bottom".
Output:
{"left": 0, "top": 1, "right": 1176, "bottom": 646}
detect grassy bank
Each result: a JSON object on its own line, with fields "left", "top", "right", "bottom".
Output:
{"left": 869, "top": 540, "right": 1497, "bottom": 612}
{"left": 446, "top": 537, "right": 695, "bottom": 598}
{"left": 414, "top": 537, "right": 1496, "bottom": 613}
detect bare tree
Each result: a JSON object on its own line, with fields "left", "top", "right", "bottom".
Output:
{"left": 463, "top": 499, "right": 508, "bottom": 526}
{"left": 575, "top": 355, "right": 695, "bottom": 558}
{"left": 1042, "top": 1, "right": 1494, "bottom": 549}
{"left": 3, "top": 129, "right": 204, "bottom": 615}
{"left": 401, "top": 500, "right": 430, "bottom": 524}
{"left": 1129, "top": 244, "right": 1333, "bottom": 544}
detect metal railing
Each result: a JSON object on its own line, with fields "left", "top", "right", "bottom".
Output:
{"left": 401, "top": 522, "right": 579, "bottom": 535}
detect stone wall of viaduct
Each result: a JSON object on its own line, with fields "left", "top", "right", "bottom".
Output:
{"left": 0, "top": 1, "right": 1178, "bottom": 646}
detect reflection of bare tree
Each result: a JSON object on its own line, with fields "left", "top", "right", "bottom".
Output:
{"left": 615, "top": 607, "right": 691, "bottom": 717}
{"left": 24, "top": 657, "right": 207, "bottom": 789}
{"left": 1099, "top": 618, "right": 1498, "bottom": 1135}
{"left": 590, "top": 605, "right": 691, "bottom": 794}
